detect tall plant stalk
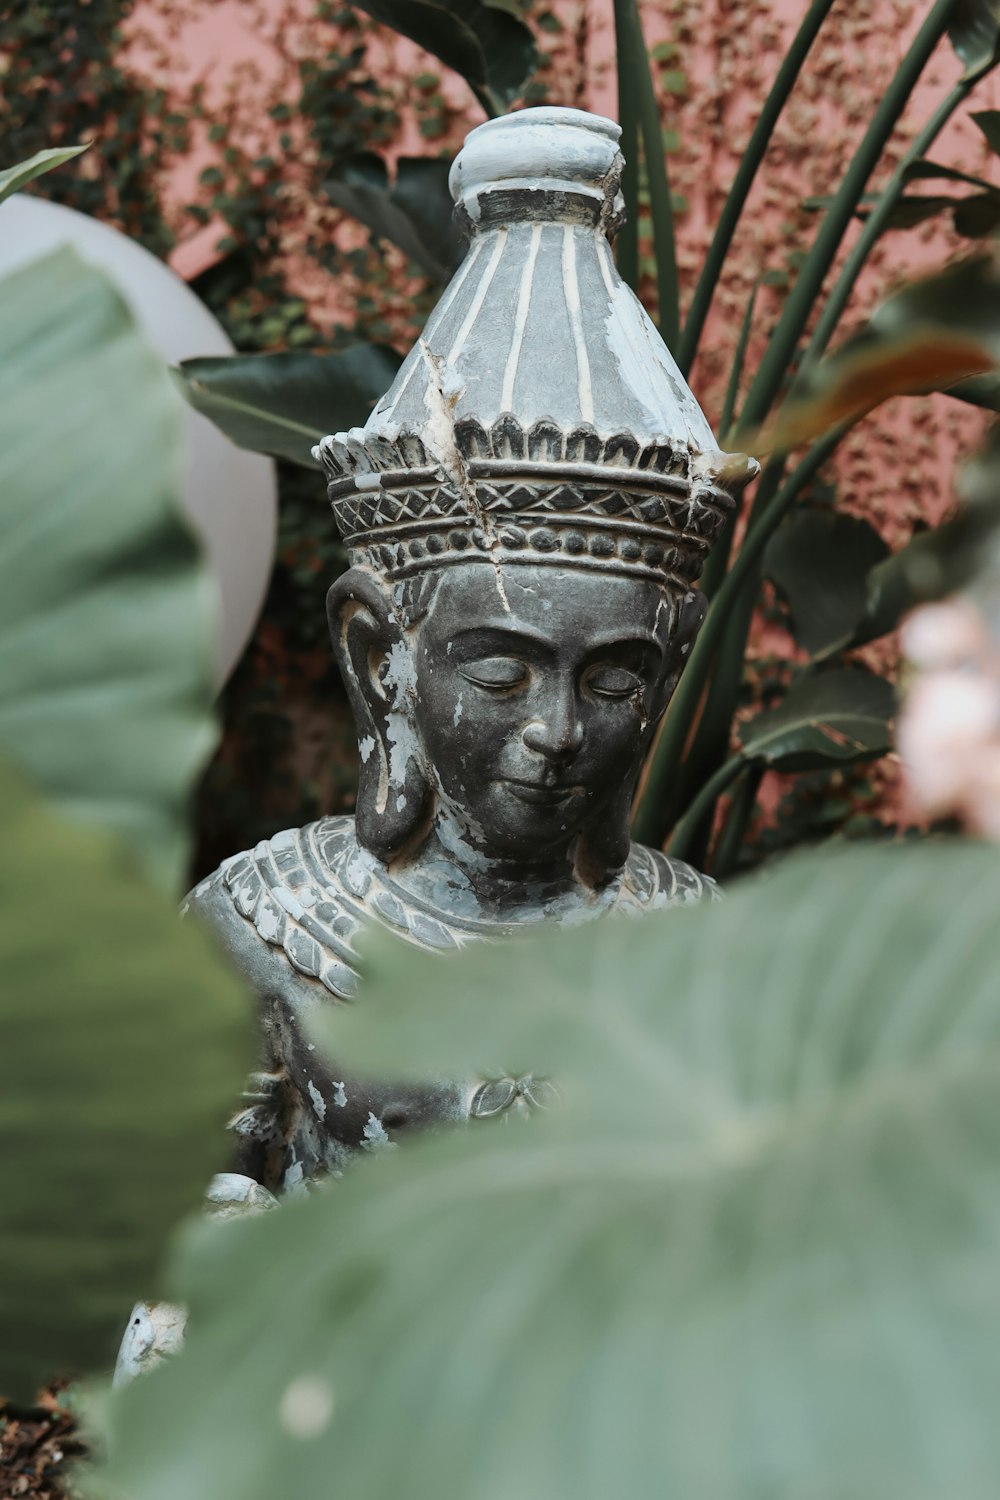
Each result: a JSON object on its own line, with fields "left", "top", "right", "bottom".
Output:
{"left": 677, "top": 0, "right": 836, "bottom": 375}
{"left": 614, "top": 0, "right": 680, "bottom": 345}
{"left": 632, "top": 432, "right": 844, "bottom": 846}
{"left": 734, "top": 0, "right": 958, "bottom": 437}
{"left": 633, "top": 0, "right": 962, "bottom": 854}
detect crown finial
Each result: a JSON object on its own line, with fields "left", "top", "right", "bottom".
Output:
{"left": 315, "top": 108, "right": 758, "bottom": 589}
{"left": 448, "top": 107, "right": 625, "bottom": 233}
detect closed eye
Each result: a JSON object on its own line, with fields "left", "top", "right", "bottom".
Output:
{"left": 585, "top": 664, "right": 644, "bottom": 699}
{"left": 459, "top": 656, "right": 530, "bottom": 691}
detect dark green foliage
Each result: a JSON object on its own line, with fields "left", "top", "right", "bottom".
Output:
{"left": 348, "top": 0, "right": 538, "bottom": 115}
{"left": 323, "top": 154, "right": 462, "bottom": 282}
{"left": 174, "top": 345, "right": 403, "bottom": 469}
{"left": 765, "top": 509, "right": 890, "bottom": 656}
{"left": 948, "top": 0, "right": 1000, "bottom": 77}
{"left": 0, "top": 0, "right": 181, "bottom": 255}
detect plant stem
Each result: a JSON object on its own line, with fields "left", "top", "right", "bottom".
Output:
{"left": 632, "top": 431, "right": 842, "bottom": 846}
{"left": 711, "top": 762, "right": 764, "bottom": 879}
{"left": 677, "top": 0, "right": 836, "bottom": 376}
{"left": 735, "top": 0, "right": 958, "bottom": 436}
{"left": 801, "top": 77, "right": 976, "bottom": 370}
{"left": 626, "top": 0, "right": 680, "bottom": 347}
{"left": 697, "top": 284, "right": 762, "bottom": 605}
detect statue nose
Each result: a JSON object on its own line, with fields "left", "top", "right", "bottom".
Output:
{"left": 522, "top": 705, "right": 584, "bottom": 764}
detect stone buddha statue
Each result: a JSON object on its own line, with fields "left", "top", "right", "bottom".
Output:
{"left": 188, "top": 105, "right": 757, "bottom": 1195}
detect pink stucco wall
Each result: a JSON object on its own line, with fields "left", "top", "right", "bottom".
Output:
{"left": 122, "top": 0, "right": 1000, "bottom": 827}
{"left": 124, "top": 0, "right": 999, "bottom": 524}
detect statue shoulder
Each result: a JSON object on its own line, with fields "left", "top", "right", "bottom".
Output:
{"left": 621, "top": 842, "right": 720, "bottom": 912}
{"left": 184, "top": 816, "right": 367, "bottom": 1001}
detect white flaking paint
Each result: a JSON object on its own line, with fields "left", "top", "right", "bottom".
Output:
{"left": 361, "top": 1112, "right": 397, "bottom": 1151}
{"left": 274, "top": 885, "right": 305, "bottom": 920}
{"left": 500, "top": 221, "right": 543, "bottom": 411}
{"left": 307, "top": 1081, "right": 326, "bottom": 1120}
{"left": 562, "top": 225, "right": 593, "bottom": 423}
{"left": 359, "top": 735, "right": 375, "bottom": 763}
{"left": 332, "top": 1081, "right": 347, "bottom": 1108}
{"left": 386, "top": 710, "right": 420, "bottom": 789}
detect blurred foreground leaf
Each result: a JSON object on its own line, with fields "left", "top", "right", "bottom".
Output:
{"left": 96, "top": 839, "right": 1000, "bottom": 1500}
{"left": 764, "top": 255, "right": 1000, "bottom": 453}
{"left": 174, "top": 346, "right": 403, "bottom": 469}
{"left": 0, "top": 248, "right": 216, "bottom": 892}
{"left": 324, "top": 155, "right": 460, "bottom": 283}
{"left": 0, "top": 758, "right": 250, "bottom": 1399}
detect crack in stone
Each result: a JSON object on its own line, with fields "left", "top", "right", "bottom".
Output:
{"left": 417, "top": 337, "right": 511, "bottom": 612}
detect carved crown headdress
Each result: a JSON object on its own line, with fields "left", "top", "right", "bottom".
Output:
{"left": 315, "top": 107, "right": 758, "bottom": 591}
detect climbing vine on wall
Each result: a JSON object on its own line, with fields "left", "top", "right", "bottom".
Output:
{"left": 6, "top": 0, "right": 999, "bottom": 881}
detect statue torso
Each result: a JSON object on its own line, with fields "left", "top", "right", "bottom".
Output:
{"left": 187, "top": 816, "right": 715, "bottom": 1195}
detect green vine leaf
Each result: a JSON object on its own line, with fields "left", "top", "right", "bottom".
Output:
{"left": 765, "top": 508, "right": 890, "bottom": 656}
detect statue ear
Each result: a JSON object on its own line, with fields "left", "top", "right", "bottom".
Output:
{"left": 650, "top": 587, "right": 707, "bottom": 722}
{"left": 327, "top": 569, "right": 432, "bottom": 861}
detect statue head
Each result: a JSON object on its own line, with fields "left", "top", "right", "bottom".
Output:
{"left": 317, "top": 108, "right": 757, "bottom": 888}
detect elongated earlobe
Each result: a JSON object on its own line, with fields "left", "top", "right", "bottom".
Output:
{"left": 327, "top": 569, "right": 432, "bottom": 860}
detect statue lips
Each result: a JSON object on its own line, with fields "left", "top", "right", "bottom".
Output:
{"left": 500, "top": 778, "right": 584, "bottom": 808}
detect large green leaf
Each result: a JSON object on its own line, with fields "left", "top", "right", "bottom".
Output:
{"left": 350, "top": 0, "right": 537, "bottom": 115}
{"left": 324, "top": 155, "right": 461, "bottom": 284}
{"left": 737, "top": 666, "right": 894, "bottom": 771}
{"left": 766, "top": 254, "right": 1000, "bottom": 452}
{"left": 0, "top": 249, "right": 216, "bottom": 892}
{"left": 0, "top": 143, "right": 89, "bottom": 206}
{"left": 0, "top": 759, "right": 251, "bottom": 1400}
{"left": 174, "top": 345, "right": 403, "bottom": 470}
{"left": 96, "top": 838, "right": 1000, "bottom": 1500}
{"left": 948, "top": 0, "right": 1000, "bottom": 78}
{"left": 765, "top": 507, "right": 889, "bottom": 655}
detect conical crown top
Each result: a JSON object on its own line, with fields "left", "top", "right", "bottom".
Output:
{"left": 316, "top": 107, "right": 757, "bottom": 591}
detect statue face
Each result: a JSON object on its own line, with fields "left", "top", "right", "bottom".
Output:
{"left": 411, "top": 562, "right": 679, "bottom": 863}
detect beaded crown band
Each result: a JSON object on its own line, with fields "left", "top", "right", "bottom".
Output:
{"left": 315, "top": 414, "right": 756, "bottom": 590}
